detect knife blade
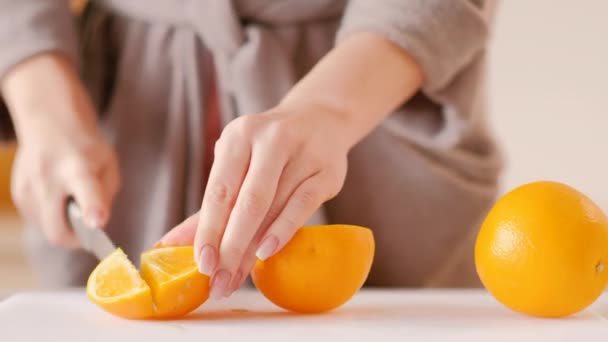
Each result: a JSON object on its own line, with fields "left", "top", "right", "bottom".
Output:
{"left": 66, "top": 198, "right": 116, "bottom": 260}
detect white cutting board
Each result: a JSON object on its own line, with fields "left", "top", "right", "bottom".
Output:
{"left": 1, "top": 289, "right": 607, "bottom": 342}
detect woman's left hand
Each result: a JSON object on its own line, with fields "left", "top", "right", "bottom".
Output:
{"left": 159, "top": 31, "right": 425, "bottom": 299}
{"left": 159, "top": 104, "right": 352, "bottom": 299}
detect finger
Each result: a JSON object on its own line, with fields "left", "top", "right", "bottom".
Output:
{"left": 229, "top": 238, "right": 260, "bottom": 294}
{"left": 101, "top": 152, "right": 121, "bottom": 199}
{"left": 10, "top": 155, "right": 76, "bottom": 247}
{"left": 65, "top": 172, "right": 109, "bottom": 228}
{"left": 223, "top": 160, "right": 319, "bottom": 297}
{"left": 194, "top": 137, "right": 251, "bottom": 276}
{"left": 222, "top": 161, "right": 317, "bottom": 296}
{"left": 35, "top": 180, "right": 78, "bottom": 248}
{"left": 156, "top": 212, "right": 200, "bottom": 247}
{"left": 212, "top": 145, "right": 284, "bottom": 298}
{"left": 256, "top": 172, "right": 334, "bottom": 261}
{"left": 258, "top": 159, "right": 319, "bottom": 233}
{"left": 227, "top": 215, "right": 269, "bottom": 296}
{"left": 10, "top": 176, "right": 36, "bottom": 224}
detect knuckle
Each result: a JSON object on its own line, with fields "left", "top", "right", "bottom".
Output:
{"left": 213, "top": 135, "right": 227, "bottom": 155}
{"left": 296, "top": 188, "right": 319, "bottom": 209}
{"left": 239, "top": 192, "right": 268, "bottom": 217}
{"left": 214, "top": 123, "right": 247, "bottom": 154}
{"left": 264, "top": 121, "right": 294, "bottom": 146}
{"left": 10, "top": 180, "right": 28, "bottom": 207}
{"left": 59, "top": 158, "right": 95, "bottom": 182}
{"left": 279, "top": 214, "right": 299, "bottom": 232}
{"left": 225, "top": 116, "right": 257, "bottom": 138}
{"left": 222, "top": 244, "right": 246, "bottom": 263}
{"left": 207, "top": 183, "right": 233, "bottom": 205}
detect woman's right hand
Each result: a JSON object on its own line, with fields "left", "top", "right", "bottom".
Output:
{"left": 11, "top": 121, "right": 120, "bottom": 247}
{"left": 1, "top": 53, "right": 120, "bottom": 247}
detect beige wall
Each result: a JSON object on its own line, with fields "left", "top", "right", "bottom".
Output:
{"left": 488, "top": 0, "right": 608, "bottom": 208}
{"left": 1, "top": 1, "right": 608, "bottom": 290}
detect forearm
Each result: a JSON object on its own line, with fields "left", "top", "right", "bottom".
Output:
{"left": 279, "top": 32, "right": 423, "bottom": 145}
{"left": 1, "top": 53, "right": 98, "bottom": 141}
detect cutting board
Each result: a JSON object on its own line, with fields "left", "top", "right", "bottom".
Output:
{"left": 1, "top": 289, "right": 607, "bottom": 341}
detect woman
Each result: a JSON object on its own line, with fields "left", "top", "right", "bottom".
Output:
{"left": 0, "top": 0, "right": 502, "bottom": 298}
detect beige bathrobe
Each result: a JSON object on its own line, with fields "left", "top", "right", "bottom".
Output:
{"left": 0, "top": 0, "right": 503, "bottom": 288}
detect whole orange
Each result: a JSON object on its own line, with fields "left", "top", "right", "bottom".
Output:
{"left": 251, "top": 225, "right": 375, "bottom": 313}
{"left": 475, "top": 181, "right": 608, "bottom": 318}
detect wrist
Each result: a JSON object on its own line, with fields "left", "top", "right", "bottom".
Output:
{"left": 15, "top": 112, "right": 92, "bottom": 147}
{"left": 1, "top": 53, "right": 99, "bottom": 142}
{"left": 276, "top": 32, "right": 423, "bottom": 148}
{"left": 279, "top": 94, "right": 374, "bottom": 148}
{"left": 274, "top": 99, "right": 364, "bottom": 149}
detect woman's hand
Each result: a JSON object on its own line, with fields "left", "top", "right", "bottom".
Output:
{"left": 2, "top": 53, "right": 120, "bottom": 247}
{"left": 160, "top": 32, "right": 424, "bottom": 298}
{"left": 161, "top": 105, "right": 350, "bottom": 298}
{"left": 11, "top": 120, "right": 119, "bottom": 247}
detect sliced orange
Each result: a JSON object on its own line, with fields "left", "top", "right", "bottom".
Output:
{"left": 140, "top": 246, "right": 210, "bottom": 318}
{"left": 86, "top": 249, "right": 155, "bottom": 319}
{"left": 251, "top": 225, "right": 375, "bottom": 313}
{"left": 86, "top": 246, "right": 209, "bottom": 320}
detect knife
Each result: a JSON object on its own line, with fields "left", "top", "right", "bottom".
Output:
{"left": 66, "top": 198, "right": 117, "bottom": 260}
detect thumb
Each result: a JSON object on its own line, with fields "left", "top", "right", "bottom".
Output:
{"left": 67, "top": 175, "right": 109, "bottom": 229}
{"left": 156, "top": 212, "right": 200, "bottom": 247}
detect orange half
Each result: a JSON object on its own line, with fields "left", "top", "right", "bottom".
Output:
{"left": 251, "top": 224, "right": 375, "bottom": 313}
{"left": 86, "top": 246, "right": 209, "bottom": 320}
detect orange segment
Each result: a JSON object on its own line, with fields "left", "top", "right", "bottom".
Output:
{"left": 86, "top": 246, "right": 209, "bottom": 320}
{"left": 140, "top": 246, "right": 210, "bottom": 318}
{"left": 251, "top": 224, "right": 375, "bottom": 313}
{"left": 475, "top": 181, "right": 608, "bottom": 318}
{"left": 86, "top": 249, "right": 154, "bottom": 319}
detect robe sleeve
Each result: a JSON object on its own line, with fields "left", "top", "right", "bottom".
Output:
{"left": 336, "top": 0, "right": 491, "bottom": 93}
{"left": 0, "top": 0, "right": 79, "bottom": 142}
{"left": 335, "top": 0, "right": 499, "bottom": 151}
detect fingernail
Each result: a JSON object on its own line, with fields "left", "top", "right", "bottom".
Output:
{"left": 209, "top": 269, "right": 231, "bottom": 300}
{"left": 256, "top": 235, "right": 279, "bottom": 261}
{"left": 197, "top": 244, "right": 217, "bottom": 276}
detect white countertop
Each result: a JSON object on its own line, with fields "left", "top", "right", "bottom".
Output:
{"left": 1, "top": 289, "right": 606, "bottom": 341}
